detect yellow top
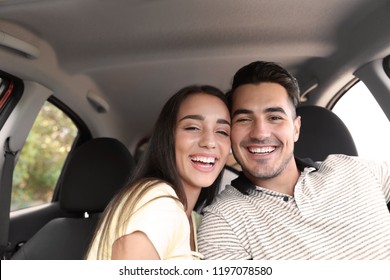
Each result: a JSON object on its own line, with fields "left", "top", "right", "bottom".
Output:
{"left": 86, "top": 182, "right": 203, "bottom": 260}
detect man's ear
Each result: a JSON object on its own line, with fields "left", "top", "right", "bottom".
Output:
{"left": 293, "top": 115, "right": 301, "bottom": 142}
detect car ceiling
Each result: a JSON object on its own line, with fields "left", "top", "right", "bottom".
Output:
{"left": 1, "top": 0, "right": 390, "bottom": 152}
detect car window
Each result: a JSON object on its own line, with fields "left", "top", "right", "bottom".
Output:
{"left": 332, "top": 81, "right": 390, "bottom": 161}
{"left": 11, "top": 101, "right": 78, "bottom": 211}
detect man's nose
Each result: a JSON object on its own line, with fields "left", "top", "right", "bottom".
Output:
{"left": 249, "top": 120, "right": 271, "bottom": 139}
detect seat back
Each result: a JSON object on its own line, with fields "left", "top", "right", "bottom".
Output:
{"left": 295, "top": 105, "right": 358, "bottom": 162}
{"left": 11, "top": 137, "right": 135, "bottom": 259}
{"left": 295, "top": 106, "right": 390, "bottom": 212}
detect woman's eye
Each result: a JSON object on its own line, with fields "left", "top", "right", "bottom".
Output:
{"left": 217, "top": 130, "right": 230, "bottom": 136}
{"left": 184, "top": 126, "right": 199, "bottom": 131}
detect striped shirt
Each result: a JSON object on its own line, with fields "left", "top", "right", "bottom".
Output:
{"left": 198, "top": 154, "right": 390, "bottom": 259}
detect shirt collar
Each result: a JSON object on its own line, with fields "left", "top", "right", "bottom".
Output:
{"left": 231, "top": 157, "right": 319, "bottom": 195}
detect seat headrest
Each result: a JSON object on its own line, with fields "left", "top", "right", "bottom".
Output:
{"left": 59, "top": 137, "right": 135, "bottom": 213}
{"left": 295, "top": 105, "right": 358, "bottom": 162}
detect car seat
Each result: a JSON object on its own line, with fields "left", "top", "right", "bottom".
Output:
{"left": 295, "top": 105, "right": 358, "bottom": 161}
{"left": 11, "top": 137, "right": 135, "bottom": 260}
{"left": 295, "top": 105, "right": 390, "bottom": 212}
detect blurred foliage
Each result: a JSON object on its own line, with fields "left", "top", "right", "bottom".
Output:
{"left": 11, "top": 102, "right": 77, "bottom": 210}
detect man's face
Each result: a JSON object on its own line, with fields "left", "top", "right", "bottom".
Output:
{"left": 230, "top": 82, "right": 301, "bottom": 185}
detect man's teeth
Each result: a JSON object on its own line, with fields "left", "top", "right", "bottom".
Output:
{"left": 249, "top": 147, "right": 275, "bottom": 154}
{"left": 190, "top": 156, "right": 215, "bottom": 164}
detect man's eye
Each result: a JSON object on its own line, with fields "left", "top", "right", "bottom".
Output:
{"left": 236, "top": 118, "right": 251, "bottom": 123}
{"left": 269, "top": 115, "right": 283, "bottom": 121}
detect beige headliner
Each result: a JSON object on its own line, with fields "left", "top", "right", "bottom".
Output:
{"left": 1, "top": 0, "right": 390, "bottom": 151}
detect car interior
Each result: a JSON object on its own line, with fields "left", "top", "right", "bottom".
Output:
{"left": 10, "top": 137, "right": 135, "bottom": 260}
{"left": 295, "top": 105, "right": 358, "bottom": 161}
{"left": 0, "top": 0, "right": 390, "bottom": 260}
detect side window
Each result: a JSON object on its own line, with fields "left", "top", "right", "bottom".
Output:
{"left": 11, "top": 101, "right": 78, "bottom": 211}
{"left": 332, "top": 81, "right": 390, "bottom": 161}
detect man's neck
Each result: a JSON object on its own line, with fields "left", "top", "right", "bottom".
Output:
{"left": 231, "top": 157, "right": 319, "bottom": 196}
{"left": 245, "top": 160, "right": 300, "bottom": 196}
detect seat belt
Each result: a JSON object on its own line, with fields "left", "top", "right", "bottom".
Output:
{"left": 0, "top": 137, "right": 17, "bottom": 259}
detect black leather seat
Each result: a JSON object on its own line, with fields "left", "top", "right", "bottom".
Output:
{"left": 295, "top": 105, "right": 358, "bottom": 161}
{"left": 11, "top": 137, "right": 135, "bottom": 260}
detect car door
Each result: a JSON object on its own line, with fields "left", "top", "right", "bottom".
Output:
{"left": 0, "top": 70, "right": 91, "bottom": 258}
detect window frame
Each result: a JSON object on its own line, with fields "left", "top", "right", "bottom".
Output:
{"left": 383, "top": 55, "right": 390, "bottom": 79}
{"left": 0, "top": 70, "right": 24, "bottom": 129}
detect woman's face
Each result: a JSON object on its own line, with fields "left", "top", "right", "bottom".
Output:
{"left": 175, "top": 93, "right": 231, "bottom": 192}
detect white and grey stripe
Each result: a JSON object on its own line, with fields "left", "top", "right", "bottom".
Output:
{"left": 198, "top": 154, "right": 390, "bottom": 259}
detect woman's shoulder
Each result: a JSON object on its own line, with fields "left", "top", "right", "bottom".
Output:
{"left": 133, "top": 180, "right": 182, "bottom": 212}
{"left": 142, "top": 181, "right": 178, "bottom": 198}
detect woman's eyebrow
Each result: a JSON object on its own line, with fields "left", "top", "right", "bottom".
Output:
{"left": 178, "top": 114, "right": 204, "bottom": 122}
{"left": 217, "top": 119, "right": 231, "bottom": 125}
{"left": 178, "top": 114, "right": 230, "bottom": 125}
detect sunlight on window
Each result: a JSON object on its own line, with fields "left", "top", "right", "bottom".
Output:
{"left": 333, "top": 81, "right": 390, "bottom": 161}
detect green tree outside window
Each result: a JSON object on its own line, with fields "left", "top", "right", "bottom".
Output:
{"left": 11, "top": 102, "right": 78, "bottom": 211}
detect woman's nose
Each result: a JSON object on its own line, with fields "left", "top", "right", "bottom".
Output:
{"left": 199, "top": 131, "right": 216, "bottom": 149}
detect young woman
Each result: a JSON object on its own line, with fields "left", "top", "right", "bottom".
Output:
{"left": 85, "top": 85, "right": 231, "bottom": 260}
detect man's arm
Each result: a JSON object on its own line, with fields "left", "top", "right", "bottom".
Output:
{"left": 198, "top": 208, "right": 250, "bottom": 259}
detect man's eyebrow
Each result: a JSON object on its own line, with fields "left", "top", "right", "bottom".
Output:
{"left": 232, "top": 108, "right": 253, "bottom": 117}
{"left": 232, "top": 107, "right": 288, "bottom": 117}
{"left": 265, "top": 107, "right": 287, "bottom": 115}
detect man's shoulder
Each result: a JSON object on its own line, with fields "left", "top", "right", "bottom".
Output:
{"left": 319, "top": 154, "right": 385, "bottom": 167}
{"left": 317, "top": 154, "right": 390, "bottom": 178}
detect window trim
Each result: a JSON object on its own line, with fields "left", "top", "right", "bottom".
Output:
{"left": 0, "top": 70, "right": 24, "bottom": 129}
{"left": 327, "top": 78, "right": 359, "bottom": 110}
{"left": 383, "top": 55, "right": 390, "bottom": 79}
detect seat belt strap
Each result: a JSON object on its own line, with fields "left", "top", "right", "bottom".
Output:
{"left": 0, "top": 137, "right": 17, "bottom": 259}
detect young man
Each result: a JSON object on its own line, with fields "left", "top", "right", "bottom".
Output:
{"left": 197, "top": 61, "right": 390, "bottom": 259}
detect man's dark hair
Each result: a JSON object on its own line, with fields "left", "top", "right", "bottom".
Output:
{"left": 226, "top": 61, "right": 300, "bottom": 112}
